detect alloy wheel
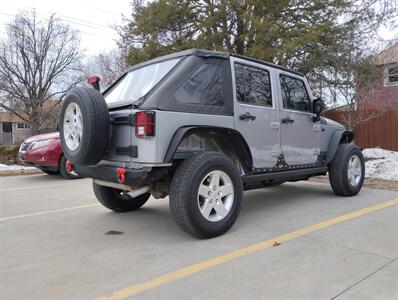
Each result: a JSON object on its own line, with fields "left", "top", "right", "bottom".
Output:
{"left": 347, "top": 155, "right": 362, "bottom": 186}
{"left": 197, "top": 170, "right": 234, "bottom": 222}
{"left": 63, "top": 102, "right": 83, "bottom": 151}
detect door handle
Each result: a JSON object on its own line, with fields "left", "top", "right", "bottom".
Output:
{"left": 240, "top": 112, "right": 256, "bottom": 121}
{"left": 281, "top": 116, "right": 295, "bottom": 124}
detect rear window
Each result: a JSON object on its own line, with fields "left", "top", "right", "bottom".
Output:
{"left": 104, "top": 58, "right": 180, "bottom": 105}
{"left": 175, "top": 64, "right": 224, "bottom": 106}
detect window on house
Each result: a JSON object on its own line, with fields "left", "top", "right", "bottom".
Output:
{"left": 385, "top": 64, "right": 398, "bottom": 86}
{"left": 17, "top": 123, "right": 30, "bottom": 129}
{"left": 280, "top": 75, "right": 311, "bottom": 112}
{"left": 234, "top": 64, "right": 273, "bottom": 107}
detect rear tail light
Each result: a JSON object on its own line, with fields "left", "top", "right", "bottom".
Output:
{"left": 135, "top": 111, "right": 155, "bottom": 138}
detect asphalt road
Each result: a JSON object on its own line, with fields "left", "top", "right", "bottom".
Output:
{"left": 1, "top": 174, "right": 397, "bottom": 300}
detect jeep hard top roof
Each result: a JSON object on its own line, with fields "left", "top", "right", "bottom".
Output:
{"left": 126, "top": 48, "right": 304, "bottom": 77}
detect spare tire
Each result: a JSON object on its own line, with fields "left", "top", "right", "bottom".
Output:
{"left": 60, "top": 87, "right": 110, "bottom": 165}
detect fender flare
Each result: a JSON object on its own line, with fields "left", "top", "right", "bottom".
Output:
{"left": 326, "top": 130, "right": 354, "bottom": 164}
{"left": 164, "top": 126, "right": 253, "bottom": 172}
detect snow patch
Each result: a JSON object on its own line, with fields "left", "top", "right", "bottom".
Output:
{"left": 362, "top": 148, "right": 398, "bottom": 181}
{"left": 0, "top": 164, "right": 37, "bottom": 171}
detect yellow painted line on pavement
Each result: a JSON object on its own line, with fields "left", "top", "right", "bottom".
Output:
{"left": 0, "top": 204, "right": 100, "bottom": 222}
{"left": 97, "top": 198, "right": 398, "bottom": 300}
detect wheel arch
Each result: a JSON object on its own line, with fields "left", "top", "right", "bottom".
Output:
{"left": 326, "top": 130, "right": 355, "bottom": 164}
{"left": 164, "top": 126, "right": 253, "bottom": 174}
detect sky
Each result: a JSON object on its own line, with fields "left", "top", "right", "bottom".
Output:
{"left": 0, "top": 0, "right": 396, "bottom": 56}
{"left": 0, "top": 0, "right": 131, "bottom": 55}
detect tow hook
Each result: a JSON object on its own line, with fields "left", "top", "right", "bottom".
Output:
{"left": 66, "top": 160, "right": 73, "bottom": 174}
{"left": 116, "top": 167, "right": 127, "bottom": 184}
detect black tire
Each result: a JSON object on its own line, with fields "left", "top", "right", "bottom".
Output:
{"left": 59, "top": 155, "right": 82, "bottom": 180}
{"left": 60, "top": 87, "right": 110, "bottom": 165}
{"left": 169, "top": 152, "right": 243, "bottom": 239}
{"left": 329, "top": 143, "right": 365, "bottom": 196}
{"left": 93, "top": 181, "right": 150, "bottom": 212}
{"left": 41, "top": 169, "right": 58, "bottom": 175}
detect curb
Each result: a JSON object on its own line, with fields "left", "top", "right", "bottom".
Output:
{"left": 0, "top": 169, "right": 43, "bottom": 176}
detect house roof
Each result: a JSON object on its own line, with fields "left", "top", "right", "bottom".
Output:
{"left": 0, "top": 112, "right": 27, "bottom": 123}
{"left": 0, "top": 100, "right": 60, "bottom": 123}
{"left": 375, "top": 43, "right": 398, "bottom": 65}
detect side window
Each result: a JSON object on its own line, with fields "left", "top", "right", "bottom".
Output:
{"left": 235, "top": 64, "right": 272, "bottom": 107}
{"left": 175, "top": 64, "right": 224, "bottom": 106}
{"left": 384, "top": 63, "right": 398, "bottom": 86}
{"left": 280, "top": 75, "right": 310, "bottom": 112}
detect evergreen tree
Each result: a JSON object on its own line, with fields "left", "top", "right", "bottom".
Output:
{"left": 118, "top": 1, "right": 394, "bottom": 70}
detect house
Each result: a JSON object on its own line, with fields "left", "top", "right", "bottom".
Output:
{"left": 0, "top": 98, "right": 62, "bottom": 145}
{"left": 363, "top": 43, "right": 398, "bottom": 109}
{"left": 0, "top": 112, "right": 31, "bottom": 144}
{"left": 323, "top": 44, "right": 398, "bottom": 150}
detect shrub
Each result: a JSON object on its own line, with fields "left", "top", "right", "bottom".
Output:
{"left": 0, "top": 145, "right": 20, "bottom": 164}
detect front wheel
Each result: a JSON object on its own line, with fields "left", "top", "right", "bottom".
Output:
{"left": 169, "top": 152, "right": 243, "bottom": 239}
{"left": 329, "top": 143, "right": 365, "bottom": 196}
{"left": 93, "top": 181, "right": 150, "bottom": 212}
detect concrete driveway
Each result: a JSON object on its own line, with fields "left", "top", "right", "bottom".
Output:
{"left": 1, "top": 174, "right": 397, "bottom": 300}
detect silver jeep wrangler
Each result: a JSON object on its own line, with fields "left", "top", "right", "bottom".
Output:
{"left": 60, "top": 49, "right": 365, "bottom": 238}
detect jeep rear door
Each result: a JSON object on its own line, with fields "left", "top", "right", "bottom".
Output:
{"left": 276, "top": 72, "right": 320, "bottom": 165}
{"left": 231, "top": 58, "right": 280, "bottom": 169}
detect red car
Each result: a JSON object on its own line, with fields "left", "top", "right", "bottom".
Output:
{"left": 19, "top": 132, "right": 80, "bottom": 179}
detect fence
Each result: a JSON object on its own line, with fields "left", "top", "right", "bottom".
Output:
{"left": 323, "top": 110, "right": 398, "bottom": 151}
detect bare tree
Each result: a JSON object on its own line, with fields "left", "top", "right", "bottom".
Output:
{"left": 0, "top": 11, "right": 83, "bottom": 134}
{"left": 304, "top": 0, "right": 398, "bottom": 129}
{"left": 83, "top": 50, "right": 126, "bottom": 90}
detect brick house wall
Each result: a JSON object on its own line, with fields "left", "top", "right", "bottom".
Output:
{"left": 363, "top": 43, "right": 398, "bottom": 110}
{"left": 362, "top": 66, "right": 398, "bottom": 110}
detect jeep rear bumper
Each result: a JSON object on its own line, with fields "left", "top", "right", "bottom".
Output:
{"left": 74, "top": 163, "right": 167, "bottom": 188}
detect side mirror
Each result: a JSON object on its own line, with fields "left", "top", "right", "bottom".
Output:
{"left": 313, "top": 98, "right": 324, "bottom": 115}
{"left": 87, "top": 76, "right": 101, "bottom": 91}
{"left": 312, "top": 98, "right": 324, "bottom": 122}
